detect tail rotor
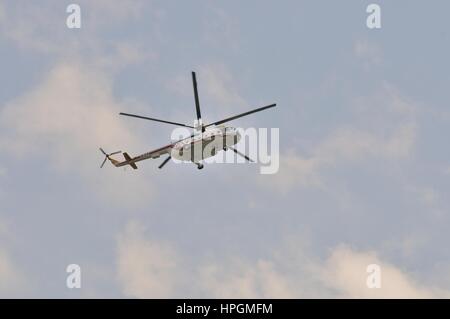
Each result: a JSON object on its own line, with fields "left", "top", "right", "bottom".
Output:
{"left": 99, "top": 148, "right": 121, "bottom": 168}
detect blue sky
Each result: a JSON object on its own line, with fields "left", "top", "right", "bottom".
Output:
{"left": 1, "top": 0, "right": 450, "bottom": 298}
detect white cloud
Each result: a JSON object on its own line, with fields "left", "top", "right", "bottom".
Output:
{"left": 0, "top": 3, "right": 162, "bottom": 207}
{"left": 198, "top": 244, "right": 448, "bottom": 299}
{"left": 0, "top": 3, "right": 61, "bottom": 54}
{"left": 265, "top": 151, "right": 322, "bottom": 193}
{"left": 199, "top": 259, "right": 295, "bottom": 298}
{"left": 0, "top": 218, "right": 26, "bottom": 297}
{"left": 116, "top": 221, "right": 180, "bottom": 298}
{"left": 262, "top": 83, "right": 419, "bottom": 193}
{"left": 0, "top": 63, "right": 156, "bottom": 206}
{"left": 319, "top": 122, "right": 416, "bottom": 161}
{"left": 321, "top": 245, "right": 449, "bottom": 298}
{"left": 198, "top": 64, "right": 247, "bottom": 113}
{"left": 0, "top": 2, "right": 154, "bottom": 72}
{"left": 115, "top": 222, "right": 449, "bottom": 298}
{"left": 265, "top": 121, "right": 416, "bottom": 193}
{"left": 83, "top": 0, "right": 146, "bottom": 26}
{"left": 0, "top": 248, "right": 26, "bottom": 297}
{"left": 89, "top": 42, "right": 158, "bottom": 73}
{"left": 116, "top": 221, "right": 296, "bottom": 298}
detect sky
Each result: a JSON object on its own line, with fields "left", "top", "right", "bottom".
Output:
{"left": 1, "top": 0, "right": 450, "bottom": 298}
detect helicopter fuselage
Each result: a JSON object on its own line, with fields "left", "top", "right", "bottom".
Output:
{"left": 171, "top": 126, "right": 240, "bottom": 163}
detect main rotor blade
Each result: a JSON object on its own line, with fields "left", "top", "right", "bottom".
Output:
{"left": 119, "top": 113, "right": 194, "bottom": 128}
{"left": 229, "top": 147, "right": 254, "bottom": 162}
{"left": 205, "top": 103, "right": 276, "bottom": 128}
{"left": 192, "top": 72, "right": 202, "bottom": 121}
{"left": 158, "top": 156, "right": 172, "bottom": 169}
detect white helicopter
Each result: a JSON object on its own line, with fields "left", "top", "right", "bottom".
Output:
{"left": 100, "top": 72, "right": 276, "bottom": 170}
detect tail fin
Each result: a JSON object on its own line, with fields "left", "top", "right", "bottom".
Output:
{"left": 109, "top": 157, "right": 120, "bottom": 166}
{"left": 123, "top": 152, "right": 138, "bottom": 169}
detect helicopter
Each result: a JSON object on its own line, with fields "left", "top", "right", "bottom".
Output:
{"left": 100, "top": 72, "right": 276, "bottom": 170}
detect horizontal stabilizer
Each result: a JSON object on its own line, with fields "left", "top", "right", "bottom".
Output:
{"left": 123, "top": 152, "right": 138, "bottom": 169}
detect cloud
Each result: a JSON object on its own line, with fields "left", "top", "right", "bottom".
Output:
{"left": 202, "top": 245, "right": 449, "bottom": 299}
{"left": 116, "top": 221, "right": 181, "bottom": 298}
{"left": 0, "top": 2, "right": 153, "bottom": 72}
{"left": 263, "top": 84, "right": 418, "bottom": 193}
{"left": 317, "top": 122, "right": 416, "bottom": 161}
{"left": 82, "top": 0, "right": 146, "bottom": 26}
{"left": 266, "top": 152, "right": 322, "bottom": 192}
{"left": 96, "top": 42, "right": 157, "bottom": 70}
{"left": 0, "top": 248, "right": 24, "bottom": 296}
{"left": 0, "top": 1, "right": 142, "bottom": 50}
{"left": 198, "top": 64, "right": 247, "bottom": 113}
{"left": 115, "top": 221, "right": 298, "bottom": 298}
{"left": 321, "top": 245, "right": 449, "bottom": 298}
{"left": 115, "top": 221, "right": 449, "bottom": 298}
{"left": 265, "top": 121, "right": 416, "bottom": 193}
{"left": 199, "top": 260, "right": 296, "bottom": 298}
{"left": 0, "top": 63, "right": 156, "bottom": 206}
{"left": 0, "top": 3, "right": 62, "bottom": 54}
{"left": 0, "top": 218, "right": 26, "bottom": 297}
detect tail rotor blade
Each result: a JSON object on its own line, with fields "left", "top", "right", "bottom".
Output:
{"left": 110, "top": 151, "right": 122, "bottom": 156}
{"left": 99, "top": 148, "right": 107, "bottom": 156}
{"left": 229, "top": 147, "right": 254, "bottom": 162}
{"left": 100, "top": 158, "right": 107, "bottom": 168}
{"left": 158, "top": 156, "right": 172, "bottom": 169}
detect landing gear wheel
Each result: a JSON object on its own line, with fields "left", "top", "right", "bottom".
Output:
{"left": 197, "top": 163, "right": 204, "bottom": 170}
{"left": 223, "top": 147, "right": 228, "bottom": 151}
